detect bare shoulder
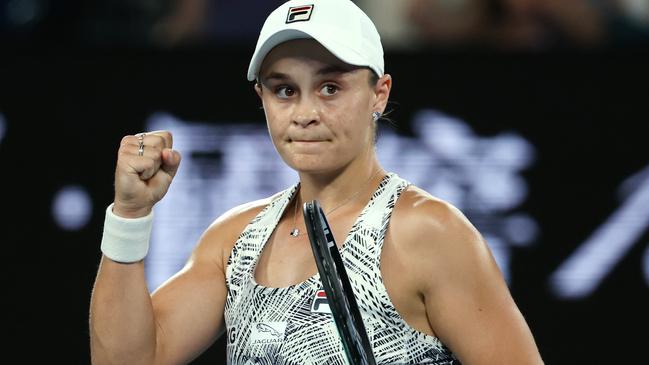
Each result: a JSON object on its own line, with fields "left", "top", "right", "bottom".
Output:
{"left": 391, "top": 185, "right": 485, "bottom": 252}
{"left": 189, "top": 190, "right": 284, "bottom": 269}
{"left": 389, "top": 185, "right": 500, "bottom": 289}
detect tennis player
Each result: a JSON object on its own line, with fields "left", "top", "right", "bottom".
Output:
{"left": 90, "top": 0, "right": 544, "bottom": 364}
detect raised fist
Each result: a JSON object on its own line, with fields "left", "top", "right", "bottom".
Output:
{"left": 112, "top": 130, "right": 182, "bottom": 218}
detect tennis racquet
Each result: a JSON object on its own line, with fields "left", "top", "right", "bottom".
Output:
{"left": 303, "top": 200, "right": 376, "bottom": 365}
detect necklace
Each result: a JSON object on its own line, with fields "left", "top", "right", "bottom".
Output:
{"left": 289, "top": 169, "right": 383, "bottom": 237}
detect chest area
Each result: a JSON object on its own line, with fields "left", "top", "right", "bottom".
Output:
{"left": 253, "top": 214, "right": 359, "bottom": 288}
{"left": 254, "top": 233, "right": 318, "bottom": 287}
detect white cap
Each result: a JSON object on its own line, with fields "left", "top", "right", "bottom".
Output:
{"left": 247, "top": 0, "right": 384, "bottom": 82}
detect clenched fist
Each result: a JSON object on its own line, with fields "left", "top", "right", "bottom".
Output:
{"left": 112, "top": 130, "right": 181, "bottom": 218}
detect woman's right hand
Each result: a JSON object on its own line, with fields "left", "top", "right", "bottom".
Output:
{"left": 112, "top": 130, "right": 182, "bottom": 218}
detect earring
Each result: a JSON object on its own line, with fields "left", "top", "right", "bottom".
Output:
{"left": 372, "top": 111, "right": 381, "bottom": 121}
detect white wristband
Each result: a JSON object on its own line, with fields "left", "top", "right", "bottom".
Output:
{"left": 100, "top": 203, "right": 154, "bottom": 263}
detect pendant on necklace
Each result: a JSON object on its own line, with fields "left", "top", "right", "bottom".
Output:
{"left": 290, "top": 228, "right": 300, "bottom": 237}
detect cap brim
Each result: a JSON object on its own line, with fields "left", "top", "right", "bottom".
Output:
{"left": 247, "top": 28, "right": 375, "bottom": 82}
{"left": 247, "top": 29, "right": 310, "bottom": 81}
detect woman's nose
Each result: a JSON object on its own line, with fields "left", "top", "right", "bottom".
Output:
{"left": 292, "top": 97, "right": 320, "bottom": 127}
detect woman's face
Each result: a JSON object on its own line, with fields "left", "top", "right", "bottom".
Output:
{"left": 255, "top": 39, "right": 391, "bottom": 175}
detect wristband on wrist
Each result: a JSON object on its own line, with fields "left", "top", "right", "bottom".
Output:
{"left": 100, "top": 203, "right": 154, "bottom": 263}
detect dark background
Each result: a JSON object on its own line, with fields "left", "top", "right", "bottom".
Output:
{"left": 2, "top": 1, "right": 649, "bottom": 364}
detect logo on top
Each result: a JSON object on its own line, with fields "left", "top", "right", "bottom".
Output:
{"left": 250, "top": 322, "right": 287, "bottom": 345}
{"left": 311, "top": 289, "right": 331, "bottom": 313}
{"left": 286, "top": 5, "right": 314, "bottom": 23}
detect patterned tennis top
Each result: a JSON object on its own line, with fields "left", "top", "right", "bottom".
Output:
{"left": 224, "top": 172, "right": 460, "bottom": 364}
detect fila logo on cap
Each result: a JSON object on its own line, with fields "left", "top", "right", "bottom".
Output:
{"left": 286, "top": 4, "right": 314, "bottom": 23}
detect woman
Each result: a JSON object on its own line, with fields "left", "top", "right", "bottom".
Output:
{"left": 90, "top": 0, "right": 544, "bottom": 364}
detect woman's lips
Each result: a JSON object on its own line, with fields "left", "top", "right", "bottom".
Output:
{"left": 289, "top": 136, "right": 328, "bottom": 143}
{"left": 289, "top": 139, "right": 329, "bottom": 150}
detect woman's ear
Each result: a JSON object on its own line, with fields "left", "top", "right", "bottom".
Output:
{"left": 373, "top": 74, "right": 392, "bottom": 114}
{"left": 254, "top": 82, "right": 263, "bottom": 99}
{"left": 254, "top": 82, "right": 266, "bottom": 111}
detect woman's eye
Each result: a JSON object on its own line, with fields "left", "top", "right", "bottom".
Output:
{"left": 276, "top": 86, "right": 295, "bottom": 98}
{"left": 321, "top": 84, "right": 338, "bottom": 96}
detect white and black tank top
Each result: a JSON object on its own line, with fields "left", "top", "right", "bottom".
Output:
{"left": 224, "top": 172, "right": 460, "bottom": 364}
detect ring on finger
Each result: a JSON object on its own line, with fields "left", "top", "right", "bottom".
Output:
{"left": 137, "top": 133, "right": 146, "bottom": 156}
